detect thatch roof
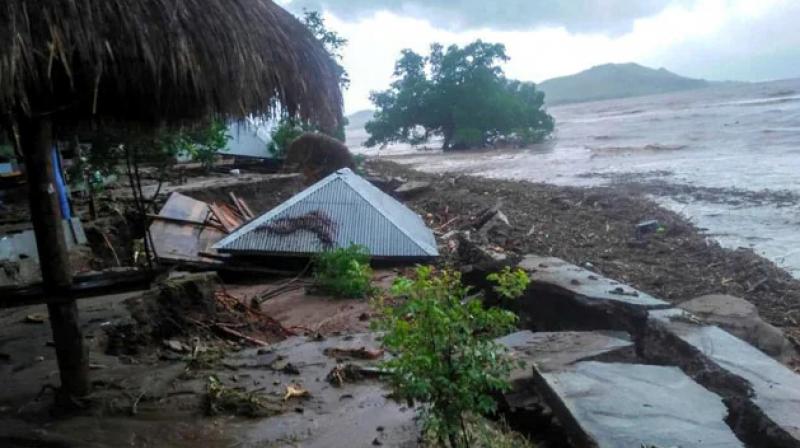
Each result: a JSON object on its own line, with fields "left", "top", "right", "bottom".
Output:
{"left": 0, "top": 0, "right": 342, "bottom": 129}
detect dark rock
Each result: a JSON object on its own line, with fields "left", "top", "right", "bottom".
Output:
{"left": 678, "top": 294, "right": 798, "bottom": 362}
{"left": 477, "top": 210, "right": 511, "bottom": 237}
{"left": 635, "top": 219, "right": 660, "bottom": 236}
{"left": 393, "top": 181, "right": 431, "bottom": 198}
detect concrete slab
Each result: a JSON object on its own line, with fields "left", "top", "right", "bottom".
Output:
{"left": 519, "top": 255, "right": 668, "bottom": 309}
{"left": 496, "top": 330, "right": 634, "bottom": 377}
{"left": 495, "top": 330, "right": 635, "bottom": 414}
{"left": 512, "top": 255, "right": 669, "bottom": 334}
{"left": 536, "top": 361, "right": 745, "bottom": 448}
{"left": 647, "top": 308, "right": 800, "bottom": 446}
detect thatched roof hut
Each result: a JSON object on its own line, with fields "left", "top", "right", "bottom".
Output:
{"left": 0, "top": 0, "right": 343, "bottom": 401}
{"left": 0, "top": 0, "right": 342, "bottom": 129}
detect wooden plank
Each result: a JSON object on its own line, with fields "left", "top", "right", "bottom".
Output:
{"left": 228, "top": 192, "right": 254, "bottom": 220}
{"left": 147, "top": 214, "right": 226, "bottom": 233}
{"left": 158, "top": 192, "right": 210, "bottom": 224}
{"left": 208, "top": 203, "right": 236, "bottom": 233}
{"left": 238, "top": 197, "right": 256, "bottom": 220}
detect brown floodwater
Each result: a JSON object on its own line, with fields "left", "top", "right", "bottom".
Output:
{"left": 352, "top": 78, "right": 800, "bottom": 277}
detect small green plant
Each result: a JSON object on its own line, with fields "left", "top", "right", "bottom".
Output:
{"left": 376, "top": 266, "right": 518, "bottom": 447}
{"left": 313, "top": 244, "right": 373, "bottom": 298}
{"left": 487, "top": 267, "right": 530, "bottom": 300}
{"left": 436, "top": 414, "right": 534, "bottom": 448}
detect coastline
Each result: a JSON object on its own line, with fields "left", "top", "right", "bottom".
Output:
{"left": 367, "top": 159, "right": 800, "bottom": 355}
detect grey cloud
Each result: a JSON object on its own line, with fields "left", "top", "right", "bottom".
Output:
{"left": 285, "top": 0, "right": 684, "bottom": 35}
{"left": 644, "top": 1, "right": 800, "bottom": 82}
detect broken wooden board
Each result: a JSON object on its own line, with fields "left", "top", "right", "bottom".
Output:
{"left": 149, "top": 192, "right": 225, "bottom": 264}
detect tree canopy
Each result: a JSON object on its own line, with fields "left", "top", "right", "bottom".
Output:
{"left": 268, "top": 10, "right": 350, "bottom": 157}
{"left": 365, "top": 41, "right": 554, "bottom": 151}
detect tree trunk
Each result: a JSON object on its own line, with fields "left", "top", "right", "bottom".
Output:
{"left": 442, "top": 129, "right": 453, "bottom": 152}
{"left": 19, "top": 115, "right": 89, "bottom": 399}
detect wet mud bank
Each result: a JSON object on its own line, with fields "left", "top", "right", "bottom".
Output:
{"left": 366, "top": 159, "right": 800, "bottom": 356}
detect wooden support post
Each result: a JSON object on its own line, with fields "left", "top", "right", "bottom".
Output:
{"left": 19, "top": 115, "right": 89, "bottom": 399}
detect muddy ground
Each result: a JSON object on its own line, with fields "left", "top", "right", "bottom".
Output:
{"left": 4, "top": 156, "right": 800, "bottom": 446}
{"left": 366, "top": 160, "right": 800, "bottom": 355}
{"left": 0, "top": 271, "right": 414, "bottom": 448}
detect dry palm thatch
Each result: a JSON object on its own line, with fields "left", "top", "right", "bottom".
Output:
{"left": 0, "top": 0, "right": 342, "bottom": 129}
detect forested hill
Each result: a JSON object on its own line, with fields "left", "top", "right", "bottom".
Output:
{"left": 538, "top": 63, "right": 720, "bottom": 105}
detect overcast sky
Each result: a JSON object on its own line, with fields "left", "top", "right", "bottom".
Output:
{"left": 279, "top": 0, "right": 800, "bottom": 113}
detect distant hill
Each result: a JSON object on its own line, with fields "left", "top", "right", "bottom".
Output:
{"left": 538, "top": 63, "right": 718, "bottom": 105}
{"left": 345, "top": 109, "right": 375, "bottom": 147}
{"left": 345, "top": 109, "right": 374, "bottom": 129}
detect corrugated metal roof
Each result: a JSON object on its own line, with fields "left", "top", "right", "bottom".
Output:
{"left": 213, "top": 168, "right": 438, "bottom": 258}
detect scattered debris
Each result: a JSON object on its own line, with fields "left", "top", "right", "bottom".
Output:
{"left": 163, "top": 339, "right": 189, "bottom": 353}
{"left": 212, "top": 323, "right": 270, "bottom": 347}
{"left": 323, "top": 346, "right": 384, "bottom": 361}
{"left": 206, "top": 375, "right": 281, "bottom": 418}
{"left": 635, "top": 219, "right": 660, "bottom": 236}
{"left": 259, "top": 210, "right": 338, "bottom": 248}
{"left": 24, "top": 313, "right": 46, "bottom": 324}
{"left": 327, "top": 363, "right": 383, "bottom": 387}
{"left": 608, "top": 286, "right": 639, "bottom": 297}
{"left": 283, "top": 384, "right": 310, "bottom": 401}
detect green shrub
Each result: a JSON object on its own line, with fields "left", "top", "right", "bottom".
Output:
{"left": 313, "top": 244, "right": 373, "bottom": 298}
{"left": 177, "top": 118, "right": 230, "bottom": 170}
{"left": 267, "top": 118, "right": 310, "bottom": 158}
{"left": 487, "top": 267, "right": 530, "bottom": 300}
{"left": 375, "top": 266, "right": 518, "bottom": 447}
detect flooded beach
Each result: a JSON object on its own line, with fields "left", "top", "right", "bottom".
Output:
{"left": 356, "top": 78, "right": 800, "bottom": 277}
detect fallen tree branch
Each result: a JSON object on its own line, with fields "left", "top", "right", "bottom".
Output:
{"left": 212, "top": 323, "right": 270, "bottom": 347}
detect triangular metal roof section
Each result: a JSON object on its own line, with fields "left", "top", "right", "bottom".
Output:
{"left": 213, "top": 168, "right": 438, "bottom": 258}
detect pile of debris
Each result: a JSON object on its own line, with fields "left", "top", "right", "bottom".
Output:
{"left": 148, "top": 191, "right": 254, "bottom": 267}
{"left": 105, "top": 272, "right": 291, "bottom": 357}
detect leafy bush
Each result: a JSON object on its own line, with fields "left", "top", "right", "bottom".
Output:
{"left": 267, "top": 118, "right": 311, "bottom": 158}
{"left": 191, "top": 119, "right": 230, "bottom": 170}
{"left": 0, "top": 144, "right": 16, "bottom": 161}
{"left": 375, "top": 266, "right": 518, "bottom": 447}
{"left": 313, "top": 244, "right": 373, "bottom": 298}
{"left": 487, "top": 267, "right": 530, "bottom": 300}
{"left": 168, "top": 118, "right": 230, "bottom": 170}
